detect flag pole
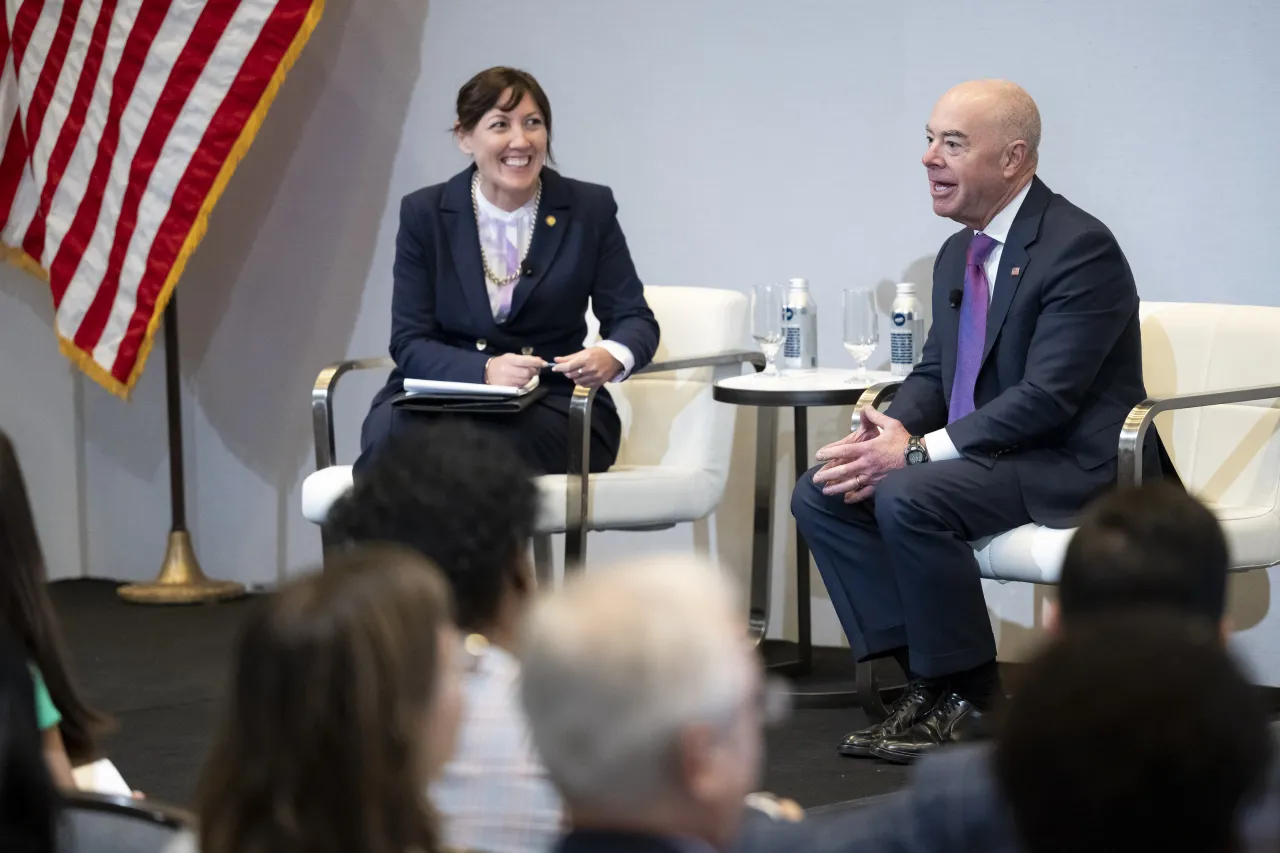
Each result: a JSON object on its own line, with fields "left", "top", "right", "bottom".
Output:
{"left": 117, "top": 295, "right": 245, "bottom": 605}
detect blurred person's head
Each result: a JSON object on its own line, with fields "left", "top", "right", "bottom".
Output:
{"left": 327, "top": 422, "right": 538, "bottom": 649}
{"left": 923, "top": 79, "right": 1040, "bottom": 230}
{"left": 996, "top": 609, "right": 1268, "bottom": 853}
{"left": 197, "top": 547, "right": 463, "bottom": 853}
{"left": 1049, "top": 482, "right": 1229, "bottom": 638}
{"left": 0, "top": 634, "right": 58, "bottom": 853}
{"left": 520, "top": 556, "right": 780, "bottom": 851}
{"left": 0, "top": 429, "right": 106, "bottom": 764}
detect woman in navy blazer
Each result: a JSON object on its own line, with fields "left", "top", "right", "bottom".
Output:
{"left": 358, "top": 67, "right": 660, "bottom": 475}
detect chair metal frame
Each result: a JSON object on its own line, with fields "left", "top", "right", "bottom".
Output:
{"left": 61, "top": 791, "right": 195, "bottom": 842}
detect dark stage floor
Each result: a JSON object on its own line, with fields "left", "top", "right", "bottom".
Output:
{"left": 51, "top": 579, "right": 911, "bottom": 809}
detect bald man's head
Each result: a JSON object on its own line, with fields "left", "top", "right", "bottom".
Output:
{"left": 923, "top": 80, "right": 1041, "bottom": 230}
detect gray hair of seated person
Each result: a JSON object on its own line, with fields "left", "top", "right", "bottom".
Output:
{"left": 519, "top": 556, "right": 753, "bottom": 813}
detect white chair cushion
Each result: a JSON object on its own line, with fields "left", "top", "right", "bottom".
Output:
{"left": 973, "top": 524, "right": 1075, "bottom": 584}
{"left": 302, "top": 465, "right": 355, "bottom": 523}
{"left": 1210, "top": 502, "right": 1280, "bottom": 572}
{"left": 534, "top": 466, "right": 722, "bottom": 533}
{"left": 302, "top": 463, "right": 724, "bottom": 534}
{"left": 973, "top": 502, "right": 1280, "bottom": 585}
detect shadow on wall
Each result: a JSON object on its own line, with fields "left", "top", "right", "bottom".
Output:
{"left": 153, "top": 0, "right": 430, "bottom": 551}
{"left": 0, "top": 264, "right": 53, "bottom": 320}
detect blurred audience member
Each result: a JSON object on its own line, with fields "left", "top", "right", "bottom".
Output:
{"left": 997, "top": 611, "right": 1269, "bottom": 853}
{"left": 0, "top": 633, "right": 59, "bottom": 853}
{"left": 190, "top": 546, "right": 463, "bottom": 853}
{"left": 326, "top": 422, "right": 560, "bottom": 853}
{"left": 1051, "top": 479, "right": 1228, "bottom": 636}
{"left": 799, "top": 482, "right": 1279, "bottom": 853}
{"left": 0, "top": 430, "right": 107, "bottom": 789}
{"left": 521, "top": 556, "right": 789, "bottom": 853}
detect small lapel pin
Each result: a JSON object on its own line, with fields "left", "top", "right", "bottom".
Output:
{"left": 545, "top": 215, "right": 556, "bottom": 227}
{"left": 1010, "top": 267, "right": 1021, "bottom": 277}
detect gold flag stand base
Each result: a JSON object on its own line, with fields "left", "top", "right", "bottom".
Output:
{"left": 114, "top": 296, "right": 245, "bottom": 606}
{"left": 117, "top": 531, "right": 246, "bottom": 605}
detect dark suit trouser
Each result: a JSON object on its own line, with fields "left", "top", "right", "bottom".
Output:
{"left": 791, "top": 458, "right": 1032, "bottom": 679}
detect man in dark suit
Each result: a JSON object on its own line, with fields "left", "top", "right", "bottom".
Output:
{"left": 791, "top": 79, "right": 1159, "bottom": 761}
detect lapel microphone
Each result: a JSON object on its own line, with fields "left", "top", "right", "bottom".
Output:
{"left": 949, "top": 288, "right": 963, "bottom": 309}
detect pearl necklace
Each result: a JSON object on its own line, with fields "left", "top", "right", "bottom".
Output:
{"left": 472, "top": 171, "right": 541, "bottom": 288}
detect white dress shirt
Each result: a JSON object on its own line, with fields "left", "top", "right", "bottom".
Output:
{"left": 922, "top": 179, "right": 1034, "bottom": 462}
{"left": 474, "top": 186, "right": 635, "bottom": 380}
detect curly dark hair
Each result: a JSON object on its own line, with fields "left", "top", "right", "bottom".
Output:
{"left": 325, "top": 422, "right": 538, "bottom": 631}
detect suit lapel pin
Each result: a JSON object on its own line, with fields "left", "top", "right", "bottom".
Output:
{"left": 545, "top": 215, "right": 556, "bottom": 227}
{"left": 1011, "top": 266, "right": 1021, "bottom": 276}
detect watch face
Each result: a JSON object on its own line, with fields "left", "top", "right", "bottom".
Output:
{"left": 907, "top": 448, "right": 925, "bottom": 465}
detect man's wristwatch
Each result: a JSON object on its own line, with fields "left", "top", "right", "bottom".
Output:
{"left": 905, "top": 435, "right": 929, "bottom": 466}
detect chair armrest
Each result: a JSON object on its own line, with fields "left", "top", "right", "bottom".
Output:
{"left": 564, "top": 385, "right": 598, "bottom": 566}
{"left": 1118, "top": 384, "right": 1280, "bottom": 486}
{"left": 562, "top": 349, "right": 764, "bottom": 566}
{"left": 312, "top": 356, "right": 395, "bottom": 470}
{"left": 851, "top": 380, "right": 904, "bottom": 432}
{"left": 63, "top": 791, "right": 196, "bottom": 829}
{"left": 634, "top": 349, "right": 766, "bottom": 376}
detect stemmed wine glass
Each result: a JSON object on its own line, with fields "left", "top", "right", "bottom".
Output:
{"left": 752, "top": 283, "right": 784, "bottom": 377}
{"left": 843, "top": 288, "right": 879, "bottom": 383}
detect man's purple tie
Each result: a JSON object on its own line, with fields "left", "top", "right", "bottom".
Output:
{"left": 948, "top": 232, "right": 998, "bottom": 423}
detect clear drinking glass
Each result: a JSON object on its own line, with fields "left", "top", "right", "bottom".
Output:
{"left": 843, "top": 288, "right": 879, "bottom": 384}
{"left": 752, "top": 283, "right": 785, "bottom": 377}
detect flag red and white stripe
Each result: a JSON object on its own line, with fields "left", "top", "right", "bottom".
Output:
{"left": 0, "top": 0, "right": 322, "bottom": 397}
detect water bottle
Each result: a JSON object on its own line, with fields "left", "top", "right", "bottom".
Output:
{"left": 781, "top": 277, "right": 818, "bottom": 372}
{"left": 890, "top": 282, "right": 924, "bottom": 377}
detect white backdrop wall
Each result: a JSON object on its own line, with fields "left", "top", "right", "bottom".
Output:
{"left": 2, "top": 0, "right": 1278, "bottom": 673}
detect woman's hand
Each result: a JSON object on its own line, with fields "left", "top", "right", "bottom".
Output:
{"left": 552, "top": 347, "right": 624, "bottom": 389}
{"left": 485, "top": 354, "right": 546, "bottom": 387}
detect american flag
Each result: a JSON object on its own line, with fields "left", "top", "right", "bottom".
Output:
{"left": 0, "top": 0, "right": 322, "bottom": 397}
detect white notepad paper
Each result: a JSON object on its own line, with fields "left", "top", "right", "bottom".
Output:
{"left": 72, "top": 758, "right": 132, "bottom": 796}
{"left": 403, "top": 375, "right": 540, "bottom": 397}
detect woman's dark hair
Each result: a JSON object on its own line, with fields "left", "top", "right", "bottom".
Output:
{"left": 454, "top": 66, "right": 554, "bottom": 162}
{"left": 0, "top": 633, "right": 59, "bottom": 853}
{"left": 0, "top": 431, "right": 106, "bottom": 764}
{"left": 197, "top": 546, "right": 454, "bottom": 853}
{"left": 326, "top": 422, "right": 538, "bottom": 632}
{"left": 996, "top": 609, "right": 1270, "bottom": 853}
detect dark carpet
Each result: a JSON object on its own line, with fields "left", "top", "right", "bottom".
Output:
{"left": 50, "top": 579, "right": 910, "bottom": 809}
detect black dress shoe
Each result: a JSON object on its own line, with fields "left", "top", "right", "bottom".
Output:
{"left": 869, "top": 691, "right": 988, "bottom": 764}
{"left": 838, "top": 680, "right": 939, "bottom": 757}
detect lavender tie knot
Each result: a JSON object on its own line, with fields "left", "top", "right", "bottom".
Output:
{"left": 967, "top": 231, "right": 997, "bottom": 268}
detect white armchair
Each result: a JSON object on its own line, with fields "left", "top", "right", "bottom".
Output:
{"left": 302, "top": 286, "right": 767, "bottom": 592}
{"left": 851, "top": 301, "right": 1280, "bottom": 713}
